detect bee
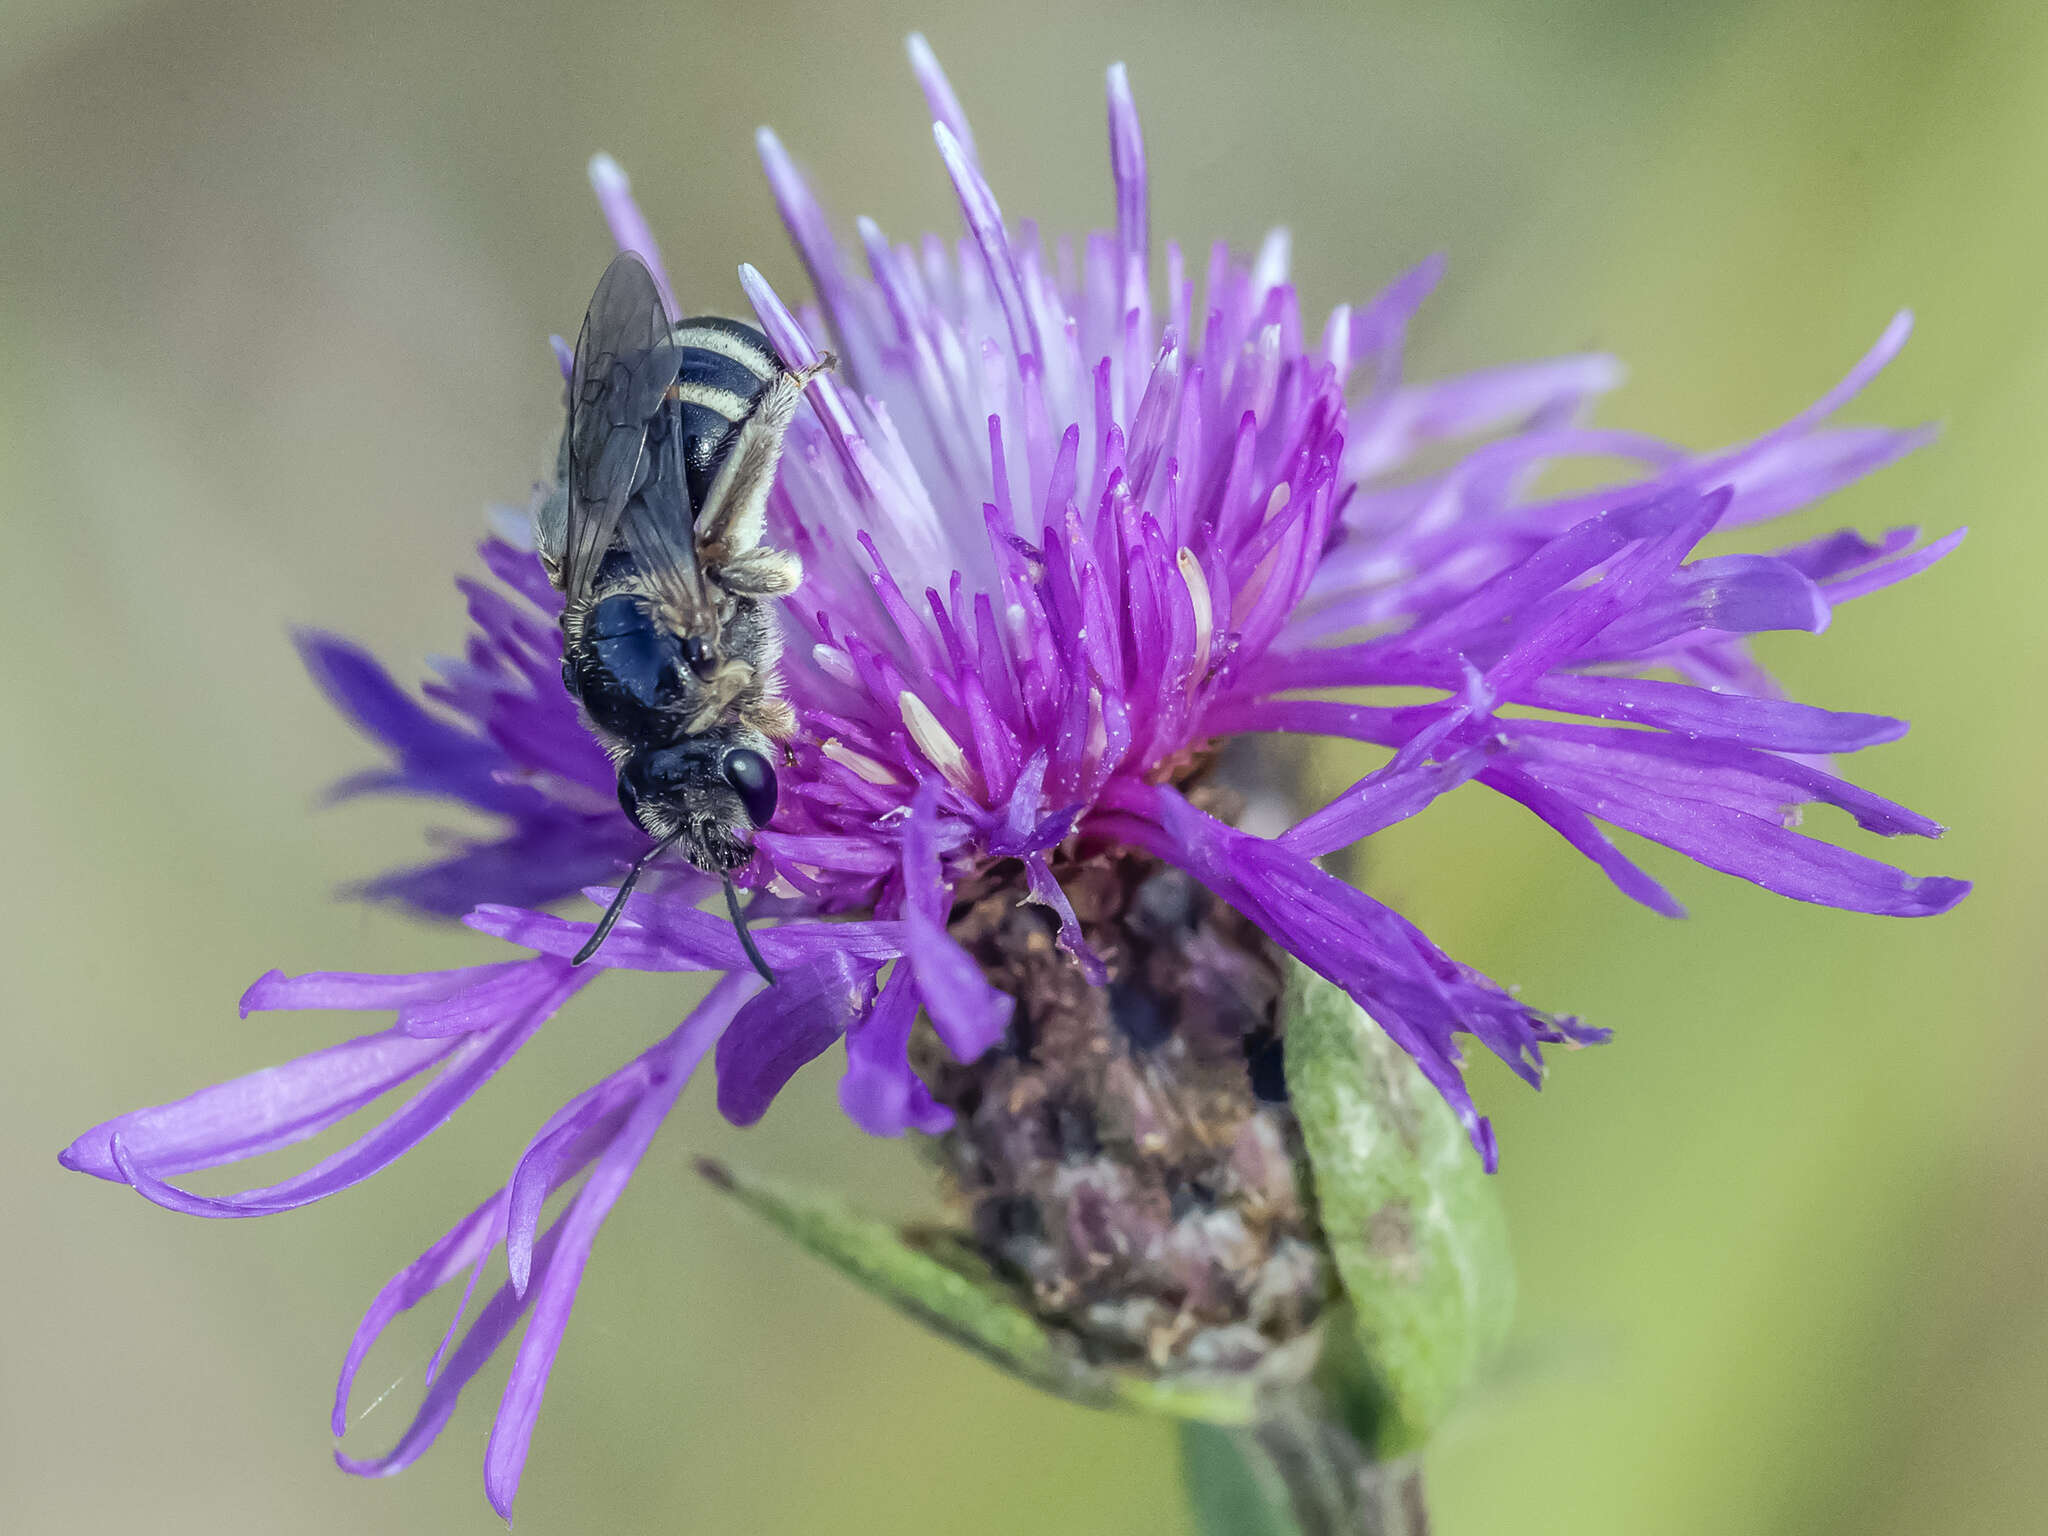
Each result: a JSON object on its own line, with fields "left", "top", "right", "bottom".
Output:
{"left": 536, "top": 251, "right": 829, "bottom": 978}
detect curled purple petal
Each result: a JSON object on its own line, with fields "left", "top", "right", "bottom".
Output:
{"left": 482, "top": 976, "right": 745, "bottom": 1519}
{"left": 333, "top": 1190, "right": 505, "bottom": 1437}
{"left": 714, "top": 955, "right": 867, "bottom": 1127}
{"left": 63, "top": 1028, "right": 459, "bottom": 1182}
{"left": 336, "top": 1218, "right": 569, "bottom": 1483}
{"left": 102, "top": 963, "right": 584, "bottom": 1216}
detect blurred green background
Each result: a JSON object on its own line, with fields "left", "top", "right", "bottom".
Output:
{"left": 3, "top": 0, "right": 2038, "bottom": 1531}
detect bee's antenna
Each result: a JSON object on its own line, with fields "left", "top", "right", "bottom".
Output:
{"left": 572, "top": 830, "right": 683, "bottom": 967}
{"left": 723, "top": 873, "right": 778, "bottom": 986}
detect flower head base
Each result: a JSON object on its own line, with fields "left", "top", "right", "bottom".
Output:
{"left": 61, "top": 39, "right": 1965, "bottom": 1516}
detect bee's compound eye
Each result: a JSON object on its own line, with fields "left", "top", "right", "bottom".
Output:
{"left": 721, "top": 748, "right": 778, "bottom": 828}
{"left": 682, "top": 635, "right": 718, "bottom": 681}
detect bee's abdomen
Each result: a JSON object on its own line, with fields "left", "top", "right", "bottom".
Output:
{"left": 671, "top": 316, "right": 782, "bottom": 516}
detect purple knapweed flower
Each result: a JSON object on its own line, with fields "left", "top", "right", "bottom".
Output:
{"left": 62, "top": 39, "right": 1966, "bottom": 1516}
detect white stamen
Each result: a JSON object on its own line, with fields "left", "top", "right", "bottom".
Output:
{"left": 1005, "top": 600, "right": 1033, "bottom": 650}
{"left": 899, "top": 691, "right": 977, "bottom": 793}
{"left": 822, "top": 738, "right": 902, "bottom": 785}
{"left": 1323, "top": 302, "right": 1353, "bottom": 375}
{"left": 1177, "top": 546, "right": 1214, "bottom": 698}
{"left": 1084, "top": 688, "right": 1108, "bottom": 768}
{"left": 1251, "top": 227, "right": 1292, "bottom": 301}
{"left": 811, "top": 643, "right": 858, "bottom": 685}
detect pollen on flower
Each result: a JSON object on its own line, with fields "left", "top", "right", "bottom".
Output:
{"left": 898, "top": 689, "right": 978, "bottom": 794}
{"left": 1177, "top": 546, "right": 1215, "bottom": 697}
{"left": 809, "top": 642, "right": 858, "bottom": 685}
{"left": 823, "top": 738, "right": 903, "bottom": 785}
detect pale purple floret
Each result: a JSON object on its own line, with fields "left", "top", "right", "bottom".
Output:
{"left": 60, "top": 39, "right": 1966, "bottom": 1516}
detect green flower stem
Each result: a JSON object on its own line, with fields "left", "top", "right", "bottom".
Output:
{"left": 1250, "top": 1395, "right": 1427, "bottom": 1536}
{"left": 1182, "top": 1394, "right": 1428, "bottom": 1536}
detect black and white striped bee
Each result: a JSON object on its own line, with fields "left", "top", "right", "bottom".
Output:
{"left": 536, "top": 250, "right": 830, "bottom": 977}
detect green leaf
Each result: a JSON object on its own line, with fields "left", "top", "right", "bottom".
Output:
{"left": 696, "top": 1157, "right": 1082, "bottom": 1394}
{"left": 1280, "top": 965, "right": 1516, "bottom": 1455}
{"left": 696, "top": 1158, "right": 1264, "bottom": 1423}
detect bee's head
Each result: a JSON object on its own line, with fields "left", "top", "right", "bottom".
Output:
{"left": 616, "top": 734, "right": 779, "bottom": 872}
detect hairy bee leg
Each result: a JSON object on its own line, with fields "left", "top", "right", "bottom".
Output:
{"left": 715, "top": 547, "right": 804, "bottom": 598}
{"left": 534, "top": 469, "right": 570, "bottom": 591}
{"left": 738, "top": 691, "right": 798, "bottom": 740}
{"left": 693, "top": 352, "right": 839, "bottom": 568}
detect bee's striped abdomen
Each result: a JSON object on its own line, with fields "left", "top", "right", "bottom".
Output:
{"left": 670, "top": 316, "right": 782, "bottom": 516}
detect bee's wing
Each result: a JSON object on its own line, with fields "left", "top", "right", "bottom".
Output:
{"left": 616, "top": 436, "right": 720, "bottom": 638}
{"left": 563, "top": 252, "right": 700, "bottom": 605}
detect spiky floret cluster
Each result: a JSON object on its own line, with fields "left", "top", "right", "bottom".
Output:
{"left": 61, "top": 41, "right": 1964, "bottom": 1516}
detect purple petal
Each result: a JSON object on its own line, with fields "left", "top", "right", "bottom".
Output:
{"left": 101, "top": 963, "right": 584, "bottom": 1216}
{"left": 398, "top": 962, "right": 571, "bottom": 1038}
{"left": 1508, "top": 722, "right": 1944, "bottom": 837}
{"left": 1277, "top": 688, "right": 1493, "bottom": 858}
{"left": 1775, "top": 524, "right": 1919, "bottom": 581}
{"left": 1023, "top": 855, "right": 1109, "bottom": 984}
{"left": 840, "top": 966, "right": 952, "bottom": 1136}
{"left": 1581, "top": 553, "right": 1829, "bottom": 659}
{"left": 336, "top": 984, "right": 743, "bottom": 1486}
{"left": 899, "top": 785, "right": 1013, "bottom": 1060}
{"left": 477, "top": 538, "right": 561, "bottom": 616}
{"left": 296, "top": 631, "right": 537, "bottom": 819}
{"left": 1515, "top": 674, "right": 1906, "bottom": 754}
{"left": 1100, "top": 784, "right": 1597, "bottom": 1168}
{"left": 1507, "top": 741, "right": 1969, "bottom": 915}
{"left": 63, "top": 1029, "right": 458, "bottom": 1182}
{"left": 1349, "top": 353, "right": 1626, "bottom": 477}
{"left": 240, "top": 964, "right": 512, "bottom": 1018}
{"left": 337, "top": 1218, "right": 569, "bottom": 1482}
{"left": 466, "top": 899, "right": 907, "bottom": 972}
{"left": 903, "top": 908, "right": 1013, "bottom": 1063}
{"left": 715, "top": 955, "right": 869, "bottom": 1127}
{"left": 1481, "top": 489, "right": 1731, "bottom": 696}
{"left": 934, "top": 121, "right": 1038, "bottom": 365}
{"left": 1481, "top": 765, "right": 1686, "bottom": 917}
{"left": 1822, "top": 526, "right": 1966, "bottom": 604}
{"left": 353, "top": 815, "right": 634, "bottom": 920}
{"left": 333, "top": 1191, "right": 505, "bottom": 1437}
{"left": 907, "top": 33, "right": 978, "bottom": 165}
{"left": 1105, "top": 62, "right": 1148, "bottom": 275}
{"left": 586, "top": 154, "right": 677, "bottom": 315}
{"left": 481, "top": 976, "right": 744, "bottom": 1520}
{"left": 502, "top": 1060, "right": 657, "bottom": 1295}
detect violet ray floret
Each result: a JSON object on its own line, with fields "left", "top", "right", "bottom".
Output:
{"left": 60, "top": 40, "right": 1967, "bottom": 1516}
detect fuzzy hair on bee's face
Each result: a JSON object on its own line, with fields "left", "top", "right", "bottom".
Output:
{"left": 616, "top": 718, "right": 775, "bottom": 872}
